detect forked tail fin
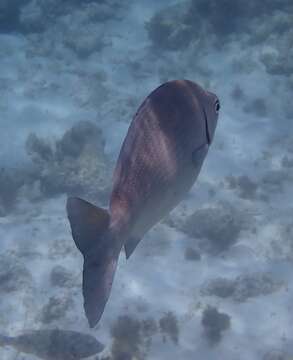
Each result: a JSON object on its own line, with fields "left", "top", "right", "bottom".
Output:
{"left": 66, "top": 197, "right": 120, "bottom": 328}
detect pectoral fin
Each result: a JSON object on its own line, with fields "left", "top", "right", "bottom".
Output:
{"left": 192, "top": 143, "right": 209, "bottom": 168}
{"left": 124, "top": 236, "right": 142, "bottom": 259}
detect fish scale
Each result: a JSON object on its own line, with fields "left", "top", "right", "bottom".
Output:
{"left": 111, "top": 81, "right": 210, "bottom": 240}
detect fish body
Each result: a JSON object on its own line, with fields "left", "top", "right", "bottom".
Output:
{"left": 0, "top": 329, "right": 104, "bottom": 360}
{"left": 67, "top": 79, "right": 220, "bottom": 327}
{"left": 110, "top": 80, "right": 216, "bottom": 249}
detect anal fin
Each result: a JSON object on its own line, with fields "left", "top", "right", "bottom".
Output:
{"left": 124, "top": 236, "right": 142, "bottom": 259}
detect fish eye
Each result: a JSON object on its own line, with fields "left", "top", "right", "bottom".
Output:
{"left": 215, "top": 100, "right": 220, "bottom": 113}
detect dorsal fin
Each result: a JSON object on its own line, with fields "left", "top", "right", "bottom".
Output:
{"left": 124, "top": 236, "right": 142, "bottom": 259}
{"left": 66, "top": 197, "right": 110, "bottom": 256}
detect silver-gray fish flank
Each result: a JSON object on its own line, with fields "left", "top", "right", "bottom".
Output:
{"left": 67, "top": 79, "right": 220, "bottom": 327}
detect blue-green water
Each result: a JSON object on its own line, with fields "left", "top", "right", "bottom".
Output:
{"left": 0, "top": 1, "right": 292, "bottom": 359}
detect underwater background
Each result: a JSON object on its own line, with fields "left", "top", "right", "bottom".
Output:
{"left": 0, "top": 0, "right": 293, "bottom": 359}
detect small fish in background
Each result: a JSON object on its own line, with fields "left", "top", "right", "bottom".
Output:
{"left": 67, "top": 79, "right": 220, "bottom": 328}
{"left": 0, "top": 329, "right": 104, "bottom": 360}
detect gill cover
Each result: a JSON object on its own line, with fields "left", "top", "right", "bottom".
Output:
{"left": 202, "top": 90, "right": 220, "bottom": 144}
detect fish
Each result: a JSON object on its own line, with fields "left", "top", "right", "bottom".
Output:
{"left": 0, "top": 329, "right": 104, "bottom": 360}
{"left": 67, "top": 79, "right": 220, "bottom": 328}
